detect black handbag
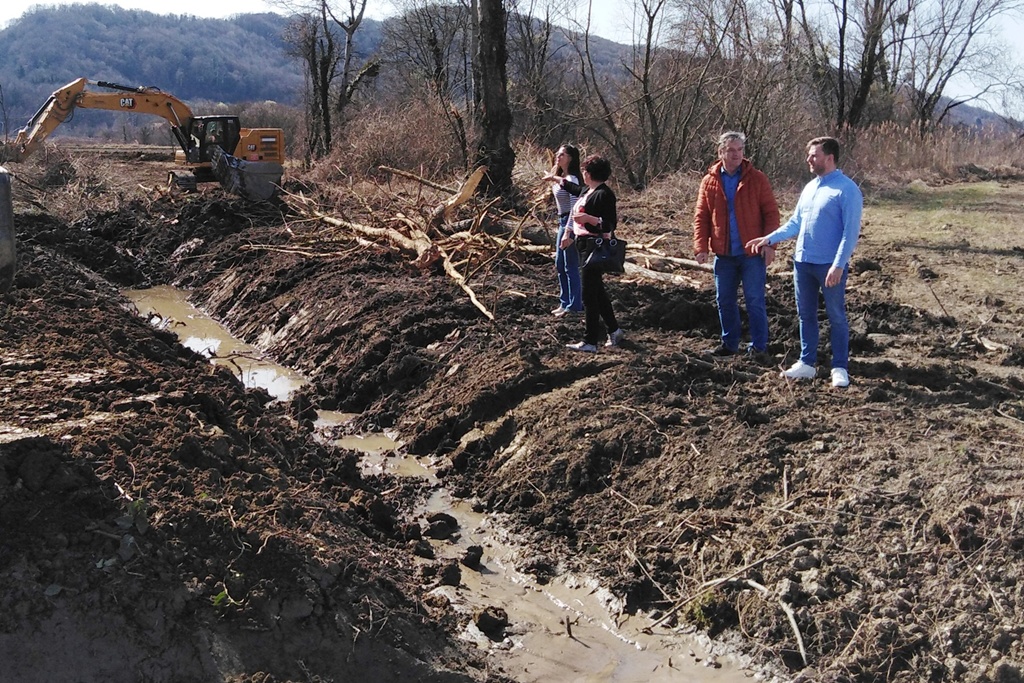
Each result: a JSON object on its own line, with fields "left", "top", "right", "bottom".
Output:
{"left": 581, "top": 235, "right": 626, "bottom": 274}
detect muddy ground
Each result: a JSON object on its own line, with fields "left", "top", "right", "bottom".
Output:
{"left": 2, "top": 150, "right": 1023, "bottom": 682}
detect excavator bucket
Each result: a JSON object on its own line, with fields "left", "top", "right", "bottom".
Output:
{"left": 209, "top": 146, "right": 283, "bottom": 202}
{"left": 0, "top": 167, "right": 16, "bottom": 293}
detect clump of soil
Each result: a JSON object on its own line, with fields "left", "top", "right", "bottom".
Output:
{"left": 4, "top": 159, "right": 1024, "bottom": 682}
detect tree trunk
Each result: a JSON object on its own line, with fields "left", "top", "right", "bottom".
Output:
{"left": 473, "top": 0, "right": 516, "bottom": 198}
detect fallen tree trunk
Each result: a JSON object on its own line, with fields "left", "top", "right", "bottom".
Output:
{"left": 630, "top": 251, "right": 713, "bottom": 273}
{"left": 623, "top": 262, "right": 704, "bottom": 288}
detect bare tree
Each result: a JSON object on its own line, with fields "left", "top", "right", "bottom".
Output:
{"left": 903, "top": 0, "right": 1022, "bottom": 132}
{"left": 766, "top": 0, "right": 799, "bottom": 63}
{"left": 382, "top": 1, "right": 474, "bottom": 169}
{"left": 283, "top": 0, "right": 378, "bottom": 161}
{"left": 564, "top": 0, "right": 744, "bottom": 186}
{"left": 792, "top": 0, "right": 1021, "bottom": 132}
{"left": 563, "top": 1, "right": 638, "bottom": 184}
{"left": 796, "top": 0, "right": 907, "bottom": 128}
{"left": 329, "top": 0, "right": 381, "bottom": 120}
{"left": 285, "top": 11, "right": 336, "bottom": 160}
{"left": 846, "top": 0, "right": 906, "bottom": 125}
{"left": 506, "top": 0, "right": 572, "bottom": 144}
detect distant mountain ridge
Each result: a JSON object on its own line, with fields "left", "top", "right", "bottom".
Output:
{"left": 0, "top": 4, "right": 328, "bottom": 136}
{"left": 0, "top": 3, "right": 1004, "bottom": 142}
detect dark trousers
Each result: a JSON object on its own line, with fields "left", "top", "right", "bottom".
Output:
{"left": 582, "top": 267, "right": 618, "bottom": 345}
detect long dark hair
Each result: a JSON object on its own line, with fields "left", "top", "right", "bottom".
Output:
{"left": 554, "top": 144, "right": 582, "bottom": 180}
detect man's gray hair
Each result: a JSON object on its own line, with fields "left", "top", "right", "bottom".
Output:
{"left": 718, "top": 131, "right": 746, "bottom": 149}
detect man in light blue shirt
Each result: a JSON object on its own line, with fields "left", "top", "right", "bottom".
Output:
{"left": 747, "top": 137, "right": 862, "bottom": 388}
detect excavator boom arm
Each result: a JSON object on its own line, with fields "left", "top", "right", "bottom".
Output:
{"left": 12, "top": 78, "right": 195, "bottom": 161}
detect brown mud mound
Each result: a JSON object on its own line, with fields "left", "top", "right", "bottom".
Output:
{"left": 5, "top": 178, "right": 1024, "bottom": 682}
{"left": 2, "top": 207, "right": 499, "bottom": 681}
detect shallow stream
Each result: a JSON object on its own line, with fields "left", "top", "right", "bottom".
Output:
{"left": 124, "top": 286, "right": 769, "bottom": 683}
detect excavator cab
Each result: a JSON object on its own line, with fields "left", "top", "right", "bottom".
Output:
{"left": 192, "top": 116, "right": 241, "bottom": 163}
{"left": 175, "top": 113, "right": 283, "bottom": 199}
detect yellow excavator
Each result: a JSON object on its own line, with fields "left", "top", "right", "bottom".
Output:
{"left": 6, "top": 77, "right": 285, "bottom": 202}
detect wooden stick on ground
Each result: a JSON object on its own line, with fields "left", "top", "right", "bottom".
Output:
{"left": 742, "top": 579, "right": 808, "bottom": 667}
{"left": 622, "top": 262, "right": 704, "bottom": 287}
{"left": 650, "top": 537, "right": 823, "bottom": 628}
{"left": 378, "top": 165, "right": 455, "bottom": 193}
{"left": 438, "top": 245, "right": 494, "bottom": 320}
{"left": 429, "top": 166, "right": 487, "bottom": 227}
{"left": 629, "top": 250, "right": 713, "bottom": 273}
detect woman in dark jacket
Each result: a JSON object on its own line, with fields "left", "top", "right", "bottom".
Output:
{"left": 561, "top": 155, "right": 624, "bottom": 352}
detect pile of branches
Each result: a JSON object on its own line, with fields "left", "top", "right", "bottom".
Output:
{"left": 274, "top": 165, "right": 710, "bottom": 319}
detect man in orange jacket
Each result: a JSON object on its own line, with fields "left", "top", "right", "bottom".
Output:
{"left": 693, "top": 131, "right": 780, "bottom": 357}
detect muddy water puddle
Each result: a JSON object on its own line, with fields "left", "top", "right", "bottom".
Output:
{"left": 124, "top": 286, "right": 768, "bottom": 683}
{"left": 125, "top": 286, "right": 306, "bottom": 401}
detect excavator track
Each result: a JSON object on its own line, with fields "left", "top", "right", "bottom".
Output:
{"left": 0, "top": 167, "right": 15, "bottom": 293}
{"left": 167, "top": 170, "right": 198, "bottom": 193}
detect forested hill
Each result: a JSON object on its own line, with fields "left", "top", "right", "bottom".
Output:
{"left": 1, "top": 2, "right": 1001, "bottom": 145}
{"left": 0, "top": 4, "right": 371, "bottom": 127}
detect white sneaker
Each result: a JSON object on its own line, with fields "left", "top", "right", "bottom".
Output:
{"left": 606, "top": 328, "right": 625, "bottom": 347}
{"left": 781, "top": 361, "right": 816, "bottom": 380}
{"left": 566, "top": 341, "right": 598, "bottom": 353}
{"left": 831, "top": 368, "right": 850, "bottom": 388}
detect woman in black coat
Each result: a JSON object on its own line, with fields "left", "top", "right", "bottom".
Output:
{"left": 560, "top": 155, "right": 624, "bottom": 352}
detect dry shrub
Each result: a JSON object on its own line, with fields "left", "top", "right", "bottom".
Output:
{"left": 40, "top": 157, "right": 77, "bottom": 188}
{"left": 627, "top": 170, "right": 702, "bottom": 217}
{"left": 331, "top": 103, "right": 467, "bottom": 181}
{"left": 512, "top": 139, "right": 558, "bottom": 210}
{"left": 513, "top": 139, "right": 555, "bottom": 187}
{"left": 21, "top": 148, "right": 143, "bottom": 222}
{"left": 847, "top": 122, "right": 1024, "bottom": 188}
{"left": 618, "top": 169, "right": 704, "bottom": 239}
{"left": 45, "top": 178, "right": 117, "bottom": 223}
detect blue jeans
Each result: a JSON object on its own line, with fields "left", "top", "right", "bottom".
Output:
{"left": 713, "top": 253, "right": 768, "bottom": 352}
{"left": 793, "top": 261, "right": 849, "bottom": 369}
{"left": 555, "top": 216, "right": 583, "bottom": 311}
